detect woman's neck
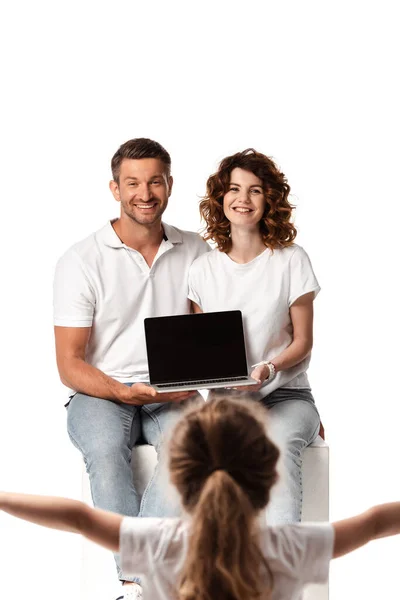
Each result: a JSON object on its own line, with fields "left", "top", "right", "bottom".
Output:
{"left": 228, "top": 226, "right": 266, "bottom": 264}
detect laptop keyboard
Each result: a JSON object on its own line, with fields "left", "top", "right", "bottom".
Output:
{"left": 156, "top": 376, "right": 248, "bottom": 388}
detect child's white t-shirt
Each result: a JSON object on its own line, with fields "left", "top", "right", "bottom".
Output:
{"left": 120, "top": 517, "right": 334, "bottom": 600}
{"left": 187, "top": 244, "right": 320, "bottom": 398}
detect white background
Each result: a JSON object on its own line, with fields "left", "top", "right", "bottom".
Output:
{"left": 0, "top": 1, "right": 399, "bottom": 599}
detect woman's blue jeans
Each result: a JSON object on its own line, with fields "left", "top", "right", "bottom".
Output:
{"left": 209, "top": 386, "right": 320, "bottom": 525}
{"left": 260, "top": 387, "right": 320, "bottom": 525}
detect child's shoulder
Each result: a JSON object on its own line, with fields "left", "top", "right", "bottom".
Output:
{"left": 259, "top": 522, "right": 334, "bottom": 566}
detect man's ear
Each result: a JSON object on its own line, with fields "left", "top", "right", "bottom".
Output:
{"left": 109, "top": 180, "right": 121, "bottom": 202}
{"left": 167, "top": 175, "right": 174, "bottom": 197}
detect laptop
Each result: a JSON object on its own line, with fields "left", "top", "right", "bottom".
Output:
{"left": 144, "top": 310, "right": 258, "bottom": 392}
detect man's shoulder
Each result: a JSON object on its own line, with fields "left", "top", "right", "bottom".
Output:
{"left": 163, "top": 223, "right": 211, "bottom": 252}
{"left": 58, "top": 223, "right": 111, "bottom": 263}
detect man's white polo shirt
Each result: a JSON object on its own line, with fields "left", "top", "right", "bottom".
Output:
{"left": 53, "top": 221, "right": 210, "bottom": 388}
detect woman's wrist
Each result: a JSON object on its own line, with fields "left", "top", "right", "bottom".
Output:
{"left": 251, "top": 360, "right": 277, "bottom": 382}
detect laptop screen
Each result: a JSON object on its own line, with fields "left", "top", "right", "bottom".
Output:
{"left": 144, "top": 310, "right": 249, "bottom": 384}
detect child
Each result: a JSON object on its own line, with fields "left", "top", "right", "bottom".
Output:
{"left": 1, "top": 396, "right": 399, "bottom": 600}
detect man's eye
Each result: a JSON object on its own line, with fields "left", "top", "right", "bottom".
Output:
{"left": 128, "top": 183, "right": 138, "bottom": 187}
{"left": 151, "top": 180, "right": 162, "bottom": 185}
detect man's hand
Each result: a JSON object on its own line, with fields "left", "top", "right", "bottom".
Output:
{"left": 120, "top": 383, "right": 196, "bottom": 405}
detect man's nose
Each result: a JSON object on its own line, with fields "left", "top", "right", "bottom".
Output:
{"left": 136, "top": 184, "right": 153, "bottom": 202}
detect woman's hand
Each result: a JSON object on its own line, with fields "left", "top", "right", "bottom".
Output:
{"left": 228, "top": 363, "right": 270, "bottom": 392}
{"left": 248, "top": 363, "right": 270, "bottom": 391}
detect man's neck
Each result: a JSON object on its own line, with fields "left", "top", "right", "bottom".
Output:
{"left": 112, "top": 217, "right": 164, "bottom": 253}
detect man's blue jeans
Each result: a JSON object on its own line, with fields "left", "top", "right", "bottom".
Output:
{"left": 66, "top": 386, "right": 188, "bottom": 583}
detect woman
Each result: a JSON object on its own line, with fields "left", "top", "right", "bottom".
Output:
{"left": 188, "top": 148, "right": 321, "bottom": 524}
{"left": 1, "top": 396, "right": 400, "bottom": 600}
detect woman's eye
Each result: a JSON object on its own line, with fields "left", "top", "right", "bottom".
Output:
{"left": 229, "top": 187, "right": 239, "bottom": 192}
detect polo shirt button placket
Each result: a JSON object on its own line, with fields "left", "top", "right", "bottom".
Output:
{"left": 130, "top": 249, "right": 149, "bottom": 275}
{"left": 140, "top": 257, "right": 150, "bottom": 276}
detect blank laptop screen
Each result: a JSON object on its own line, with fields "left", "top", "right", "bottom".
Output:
{"left": 144, "top": 311, "right": 249, "bottom": 384}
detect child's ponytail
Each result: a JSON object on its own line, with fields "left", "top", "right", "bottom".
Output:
{"left": 169, "top": 396, "right": 280, "bottom": 600}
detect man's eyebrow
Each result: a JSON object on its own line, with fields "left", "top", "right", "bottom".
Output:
{"left": 124, "top": 174, "right": 165, "bottom": 181}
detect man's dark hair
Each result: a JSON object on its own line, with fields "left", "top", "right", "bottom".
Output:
{"left": 111, "top": 138, "right": 171, "bottom": 183}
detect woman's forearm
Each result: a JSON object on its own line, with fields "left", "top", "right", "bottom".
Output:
{"left": 268, "top": 292, "right": 314, "bottom": 373}
{"left": 270, "top": 338, "right": 312, "bottom": 373}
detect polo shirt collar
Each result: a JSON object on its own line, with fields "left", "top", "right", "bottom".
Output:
{"left": 100, "top": 220, "right": 183, "bottom": 248}
{"left": 162, "top": 222, "right": 183, "bottom": 244}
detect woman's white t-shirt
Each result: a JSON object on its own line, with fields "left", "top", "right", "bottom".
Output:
{"left": 187, "top": 244, "right": 320, "bottom": 398}
{"left": 120, "top": 517, "right": 333, "bottom": 600}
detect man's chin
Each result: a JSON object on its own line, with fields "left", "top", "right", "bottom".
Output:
{"left": 128, "top": 213, "right": 163, "bottom": 226}
{"left": 122, "top": 204, "right": 166, "bottom": 226}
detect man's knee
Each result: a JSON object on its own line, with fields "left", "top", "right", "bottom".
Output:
{"left": 86, "top": 441, "right": 133, "bottom": 467}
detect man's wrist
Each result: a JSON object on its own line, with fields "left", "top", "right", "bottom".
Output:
{"left": 115, "top": 384, "right": 133, "bottom": 404}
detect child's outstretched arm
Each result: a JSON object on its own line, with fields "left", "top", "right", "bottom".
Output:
{"left": 0, "top": 491, "right": 122, "bottom": 551}
{"left": 333, "top": 502, "right": 400, "bottom": 558}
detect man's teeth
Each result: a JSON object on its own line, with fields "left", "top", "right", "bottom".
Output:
{"left": 136, "top": 204, "right": 156, "bottom": 209}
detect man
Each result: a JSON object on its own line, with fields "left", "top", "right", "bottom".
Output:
{"left": 53, "top": 138, "right": 210, "bottom": 600}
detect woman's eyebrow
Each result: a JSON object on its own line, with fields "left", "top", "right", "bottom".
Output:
{"left": 229, "top": 182, "right": 263, "bottom": 189}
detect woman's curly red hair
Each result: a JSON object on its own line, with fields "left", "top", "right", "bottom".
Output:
{"left": 200, "top": 149, "right": 297, "bottom": 252}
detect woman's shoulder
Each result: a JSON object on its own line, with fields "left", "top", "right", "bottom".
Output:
{"left": 273, "top": 242, "right": 306, "bottom": 257}
{"left": 189, "top": 247, "right": 220, "bottom": 271}
{"left": 270, "top": 243, "right": 313, "bottom": 266}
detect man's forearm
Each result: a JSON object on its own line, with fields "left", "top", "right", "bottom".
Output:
{"left": 58, "top": 357, "right": 130, "bottom": 403}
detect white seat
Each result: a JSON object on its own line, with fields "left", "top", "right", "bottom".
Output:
{"left": 302, "top": 437, "right": 329, "bottom": 600}
{"left": 80, "top": 436, "right": 329, "bottom": 600}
